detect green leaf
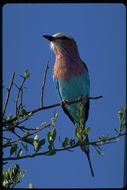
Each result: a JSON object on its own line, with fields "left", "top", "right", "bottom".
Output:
{"left": 47, "top": 129, "right": 56, "bottom": 144}
{"left": 117, "top": 106, "right": 126, "bottom": 123}
{"left": 5, "top": 170, "right": 10, "bottom": 180}
{"left": 34, "top": 141, "right": 39, "bottom": 152}
{"left": 34, "top": 135, "right": 39, "bottom": 152}
{"left": 36, "top": 139, "right": 46, "bottom": 151}
{"left": 39, "top": 139, "right": 46, "bottom": 147}
{"left": 62, "top": 137, "right": 70, "bottom": 147}
{"left": 51, "top": 112, "right": 58, "bottom": 126}
{"left": 10, "top": 144, "right": 18, "bottom": 156}
{"left": 98, "top": 135, "right": 110, "bottom": 144}
{"left": 17, "top": 148, "right": 23, "bottom": 157}
{"left": 29, "top": 183, "right": 35, "bottom": 188}
{"left": 6, "top": 114, "right": 13, "bottom": 122}
{"left": 70, "top": 139, "right": 75, "bottom": 146}
{"left": 3, "top": 179, "right": 9, "bottom": 188}
{"left": 75, "top": 127, "right": 82, "bottom": 140}
{"left": 24, "top": 132, "right": 30, "bottom": 137}
{"left": 34, "top": 134, "right": 39, "bottom": 141}
{"left": 24, "top": 69, "right": 30, "bottom": 79}
{"left": 47, "top": 131, "right": 51, "bottom": 142}
{"left": 24, "top": 138, "right": 34, "bottom": 145}
{"left": 52, "top": 128, "right": 56, "bottom": 141}
{"left": 22, "top": 108, "right": 27, "bottom": 115}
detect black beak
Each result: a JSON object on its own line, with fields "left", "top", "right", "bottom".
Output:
{"left": 43, "top": 35, "right": 55, "bottom": 42}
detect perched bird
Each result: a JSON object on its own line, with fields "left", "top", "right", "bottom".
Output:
{"left": 43, "top": 32, "right": 94, "bottom": 177}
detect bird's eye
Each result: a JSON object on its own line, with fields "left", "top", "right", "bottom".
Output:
{"left": 61, "top": 36, "right": 69, "bottom": 40}
{"left": 56, "top": 36, "right": 69, "bottom": 40}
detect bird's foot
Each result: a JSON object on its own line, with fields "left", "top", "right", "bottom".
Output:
{"left": 78, "top": 96, "right": 88, "bottom": 104}
{"left": 78, "top": 96, "right": 84, "bottom": 102}
{"left": 60, "top": 100, "right": 70, "bottom": 107}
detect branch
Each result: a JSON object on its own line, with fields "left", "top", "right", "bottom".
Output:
{"left": 29, "top": 96, "right": 103, "bottom": 115}
{"left": 3, "top": 96, "right": 103, "bottom": 127}
{"left": 89, "top": 133, "right": 126, "bottom": 146}
{"left": 3, "top": 72, "right": 15, "bottom": 115}
{"left": 40, "top": 63, "right": 49, "bottom": 107}
{"left": 3, "top": 132, "right": 126, "bottom": 161}
{"left": 3, "top": 142, "right": 80, "bottom": 161}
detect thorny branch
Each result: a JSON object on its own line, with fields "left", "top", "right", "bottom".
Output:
{"left": 3, "top": 72, "right": 15, "bottom": 115}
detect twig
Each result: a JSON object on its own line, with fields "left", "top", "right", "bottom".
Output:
{"left": 89, "top": 96, "right": 103, "bottom": 100}
{"left": 3, "top": 72, "right": 15, "bottom": 115}
{"left": 16, "top": 125, "right": 41, "bottom": 131}
{"left": 3, "top": 137, "right": 12, "bottom": 140}
{"left": 11, "top": 129, "right": 22, "bottom": 139}
{"left": 15, "top": 76, "right": 26, "bottom": 116}
{"left": 3, "top": 123, "right": 51, "bottom": 148}
{"left": 40, "top": 63, "right": 49, "bottom": 107}
{"left": 20, "top": 88, "right": 23, "bottom": 108}
{"left": 3, "top": 132, "right": 126, "bottom": 161}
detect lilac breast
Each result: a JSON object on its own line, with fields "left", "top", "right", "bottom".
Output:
{"left": 53, "top": 55, "right": 85, "bottom": 80}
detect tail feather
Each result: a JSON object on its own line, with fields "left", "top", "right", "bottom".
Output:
{"left": 84, "top": 149, "right": 94, "bottom": 177}
{"left": 80, "top": 133, "right": 94, "bottom": 177}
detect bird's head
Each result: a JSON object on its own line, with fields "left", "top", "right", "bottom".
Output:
{"left": 43, "top": 32, "right": 78, "bottom": 56}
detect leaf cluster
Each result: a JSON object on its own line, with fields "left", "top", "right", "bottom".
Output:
{"left": 2, "top": 164, "right": 25, "bottom": 188}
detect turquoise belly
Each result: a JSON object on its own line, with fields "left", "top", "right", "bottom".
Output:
{"left": 55, "top": 71, "right": 90, "bottom": 124}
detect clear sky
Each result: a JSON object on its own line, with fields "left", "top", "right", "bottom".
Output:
{"left": 3, "top": 3, "right": 126, "bottom": 188}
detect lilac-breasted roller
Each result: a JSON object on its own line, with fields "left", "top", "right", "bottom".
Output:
{"left": 43, "top": 32, "right": 94, "bottom": 177}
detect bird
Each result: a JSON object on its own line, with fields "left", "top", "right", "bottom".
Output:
{"left": 43, "top": 32, "right": 94, "bottom": 177}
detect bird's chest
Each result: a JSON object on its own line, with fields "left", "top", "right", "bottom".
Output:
{"left": 53, "top": 56, "right": 84, "bottom": 80}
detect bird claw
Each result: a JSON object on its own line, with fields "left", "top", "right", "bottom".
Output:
{"left": 78, "top": 96, "right": 88, "bottom": 103}
{"left": 78, "top": 96, "right": 84, "bottom": 102}
{"left": 61, "top": 100, "right": 69, "bottom": 107}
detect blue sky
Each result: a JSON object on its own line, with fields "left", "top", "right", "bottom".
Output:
{"left": 3, "top": 3, "right": 126, "bottom": 188}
